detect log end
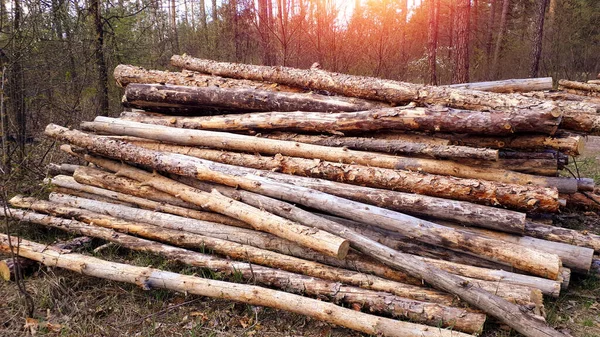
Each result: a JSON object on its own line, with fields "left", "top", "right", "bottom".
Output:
{"left": 337, "top": 239, "right": 351, "bottom": 260}
{"left": 0, "top": 260, "right": 9, "bottom": 281}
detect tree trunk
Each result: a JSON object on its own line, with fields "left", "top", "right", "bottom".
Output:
{"left": 485, "top": 0, "right": 498, "bottom": 79}
{"left": 84, "top": 118, "right": 578, "bottom": 194}
{"left": 170, "top": 55, "right": 566, "bottom": 118}
{"left": 529, "top": 0, "right": 549, "bottom": 78}
{"left": 427, "top": 0, "right": 439, "bottom": 85}
{"left": 118, "top": 103, "right": 561, "bottom": 135}
{"left": 558, "top": 80, "right": 600, "bottom": 93}
{"left": 122, "top": 83, "right": 384, "bottom": 113}
{"left": 0, "top": 235, "right": 473, "bottom": 337}
{"left": 446, "top": 77, "right": 553, "bottom": 93}
{"left": 113, "top": 64, "right": 301, "bottom": 92}
{"left": 50, "top": 172, "right": 248, "bottom": 228}
{"left": 90, "top": 0, "right": 109, "bottom": 116}
{"left": 525, "top": 221, "right": 600, "bottom": 254}
{"left": 441, "top": 133, "right": 584, "bottom": 156}
{"left": 491, "top": 0, "right": 510, "bottom": 79}
{"left": 199, "top": 0, "right": 207, "bottom": 29}
{"left": 124, "top": 140, "right": 554, "bottom": 214}
{"left": 170, "top": 0, "right": 179, "bottom": 54}
{"left": 440, "top": 221, "right": 594, "bottom": 273}
{"left": 255, "top": 131, "right": 499, "bottom": 160}
{"left": 452, "top": 0, "right": 470, "bottom": 84}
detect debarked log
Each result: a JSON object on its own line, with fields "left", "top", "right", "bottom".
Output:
{"left": 0, "top": 235, "right": 473, "bottom": 337}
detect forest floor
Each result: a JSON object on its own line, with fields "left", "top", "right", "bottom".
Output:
{"left": 0, "top": 138, "right": 599, "bottom": 337}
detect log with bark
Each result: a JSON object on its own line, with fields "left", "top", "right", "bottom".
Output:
{"left": 124, "top": 139, "right": 556, "bottom": 214}
{"left": 0, "top": 235, "right": 474, "bottom": 337}
{"left": 123, "top": 83, "right": 385, "bottom": 114}
{"left": 72, "top": 151, "right": 563, "bottom": 280}
{"left": 81, "top": 118, "right": 580, "bottom": 194}
{"left": 445, "top": 77, "right": 553, "bottom": 93}
{"left": 2, "top": 206, "right": 489, "bottom": 332}
{"left": 42, "top": 192, "right": 547, "bottom": 307}
{"left": 524, "top": 91, "right": 600, "bottom": 106}
{"left": 458, "top": 158, "right": 558, "bottom": 176}
{"left": 118, "top": 103, "right": 563, "bottom": 136}
{"left": 48, "top": 173, "right": 248, "bottom": 228}
{"left": 525, "top": 221, "right": 600, "bottom": 254}
{"left": 47, "top": 163, "right": 79, "bottom": 176}
{"left": 252, "top": 131, "right": 499, "bottom": 160}
{"left": 559, "top": 79, "right": 600, "bottom": 93}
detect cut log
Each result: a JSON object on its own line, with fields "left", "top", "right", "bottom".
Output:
{"left": 82, "top": 118, "right": 577, "bottom": 195}
{"left": 524, "top": 91, "right": 600, "bottom": 105}
{"left": 0, "top": 257, "right": 38, "bottom": 281}
{"left": 77, "top": 151, "right": 562, "bottom": 280}
{"left": 559, "top": 79, "right": 600, "bottom": 93}
{"left": 123, "top": 83, "right": 385, "bottom": 113}
{"left": 445, "top": 77, "right": 553, "bottom": 93}
{"left": 561, "top": 192, "right": 600, "bottom": 212}
{"left": 48, "top": 173, "right": 249, "bottom": 228}
{"left": 559, "top": 112, "right": 600, "bottom": 135}
{"left": 252, "top": 131, "right": 499, "bottom": 160}
{"left": 113, "top": 64, "right": 303, "bottom": 92}
{"left": 2, "top": 207, "right": 487, "bottom": 332}
{"left": 458, "top": 158, "right": 558, "bottom": 176}
{"left": 46, "top": 129, "right": 570, "bottom": 336}
{"left": 171, "top": 55, "right": 564, "bottom": 118}
{"left": 525, "top": 221, "right": 600, "bottom": 254}
{"left": 47, "top": 163, "right": 79, "bottom": 176}
{"left": 124, "top": 140, "right": 554, "bottom": 215}
{"left": 0, "top": 235, "right": 474, "bottom": 337}
{"left": 439, "top": 221, "right": 594, "bottom": 273}
{"left": 44, "top": 192, "right": 545, "bottom": 307}
{"left": 440, "top": 133, "right": 584, "bottom": 156}
{"left": 176, "top": 177, "right": 562, "bottom": 298}
{"left": 118, "top": 104, "right": 563, "bottom": 136}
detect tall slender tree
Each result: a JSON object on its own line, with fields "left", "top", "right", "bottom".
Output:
{"left": 452, "top": 0, "right": 470, "bottom": 83}
{"left": 427, "top": 0, "right": 439, "bottom": 85}
{"left": 90, "top": 0, "right": 109, "bottom": 117}
{"left": 491, "top": 0, "right": 510, "bottom": 79}
{"left": 529, "top": 0, "right": 549, "bottom": 77}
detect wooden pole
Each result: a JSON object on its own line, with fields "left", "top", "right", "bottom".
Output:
{"left": 0, "top": 234, "right": 473, "bottom": 337}
{"left": 559, "top": 79, "right": 600, "bottom": 93}
{"left": 82, "top": 118, "right": 579, "bottom": 194}
{"left": 123, "top": 83, "right": 385, "bottom": 114}
{"left": 525, "top": 221, "right": 600, "bottom": 254}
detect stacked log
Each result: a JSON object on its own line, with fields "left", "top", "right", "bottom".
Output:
{"left": 7, "top": 57, "right": 600, "bottom": 337}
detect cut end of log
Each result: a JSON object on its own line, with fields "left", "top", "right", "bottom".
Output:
{"left": 0, "top": 260, "right": 10, "bottom": 281}
{"left": 337, "top": 240, "right": 351, "bottom": 260}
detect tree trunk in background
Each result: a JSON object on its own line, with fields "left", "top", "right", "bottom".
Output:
{"left": 399, "top": 0, "right": 408, "bottom": 77}
{"left": 91, "top": 0, "right": 109, "bottom": 117}
{"left": 485, "top": 0, "right": 497, "bottom": 79}
{"left": 529, "top": 0, "right": 549, "bottom": 78}
{"left": 492, "top": 0, "right": 510, "bottom": 79}
{"left": 10, "top": 0, "right": 26, "bottom": 160}
{"left": 258, "top": 0, "right": 274, "bottom": 65}
{"left": 212, "top": 0, "right": 217, "bottom": 22}
{"left": 170, "top": 0, "right": 179, "bottom": 54}
{"left": 452, "top": 0, "right": 470, "bottom": 84}
{"left": 199, "top": 0, "right": 207, "bottom": 29}
{"left": 427, "top": 0, "right": 439, "bottom": 85}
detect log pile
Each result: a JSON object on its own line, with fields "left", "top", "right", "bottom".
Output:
{"left": 4, "top": 56, "right": 600, "bottom": 337}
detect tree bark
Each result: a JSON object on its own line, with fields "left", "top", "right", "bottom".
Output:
{"left": 122, "top": 83, "right": 384, "bottom": 113}
{"left": 83, "top": 118, "right": 578, "bottom": 194}
{"left": 255, "top": 131, "right": 499, "bottom": 160}
{"left": 124, "top": 140, "right": 553, "bottom": 214}
{"left": 458, "top": 158, "right": 558, "bottom": 176}
{"left": 58, "top": 147, "right": 564, "bottom": 280}
{"left": 491, "top": 0, "right": 510, "bottom": 79}
{"left": 90, "top": 0, "right": 109, "bottom": 116}
{"left": 119, "top": 103, "right": 562, "bottom": 135}
{"left": 529, "top": 0, "right": 549, "bottom": 78}
{"left": 446, "top": 77, "right": 553, "bottom": 93}
{"left": 50, "top": 172, "right": 248, "bottom": 228}
{"left": 170, "top": 55, "right": 564, "bottom": 117}
{"left": 451, "top": 0, "right": 470, "bottom": 84}
{"left": 0, "top": 235, "right": 473, "bottom": 337}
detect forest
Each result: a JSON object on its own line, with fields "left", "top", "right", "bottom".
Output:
{"left": 0, "top": 0, "right": 598, "bottom": 171}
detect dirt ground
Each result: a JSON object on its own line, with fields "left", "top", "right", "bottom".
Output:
{"left": 1, "top": 138, "right": 600, "bottom": 337}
